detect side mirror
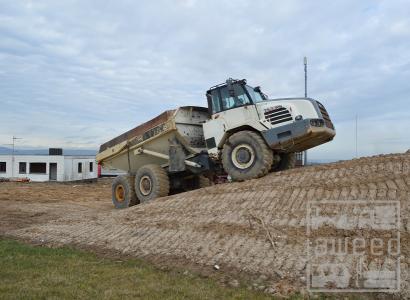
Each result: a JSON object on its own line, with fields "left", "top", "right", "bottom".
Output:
{"left": 254, "top": 86, "right": 267, "bottom": 100}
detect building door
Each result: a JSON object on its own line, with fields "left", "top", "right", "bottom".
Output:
{"left": 49, "top": 163, "right": 57, "bottom": 181}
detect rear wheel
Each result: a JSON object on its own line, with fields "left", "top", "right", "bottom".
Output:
{"left": 222, "top": 131, "right": 273, "bottom": 181}
{"left": 135, "top": 164, "right": 170, "bottom": 203}
{"left": 111, "top": 175, "right": 137, "bottom": 209}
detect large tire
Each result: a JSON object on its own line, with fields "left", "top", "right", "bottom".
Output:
{"left": 135, "top": 164, "right": 170, "bottom": 203}
{"left": 273, "top": 153, "right": 296, "bottom": 171}
{"left": 111, "top": 175, "right": 137, "bottom": 209}
{"left": 222, "top": 131, "right": 273, "bottom": 181}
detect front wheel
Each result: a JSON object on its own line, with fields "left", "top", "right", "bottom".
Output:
{"left": 135, "top": 164, "right": 170, "bottom": 203}
{"left": 222, "top": 131, "right": 273, "bottom": 181}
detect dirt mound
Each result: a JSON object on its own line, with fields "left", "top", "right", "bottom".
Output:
{"left": 1, "top": 152, "right": 410, "bottom": 297}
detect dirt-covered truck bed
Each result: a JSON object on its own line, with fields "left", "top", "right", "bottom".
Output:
{"left": 96, "top": 106, "right": 210, "bottom": 172}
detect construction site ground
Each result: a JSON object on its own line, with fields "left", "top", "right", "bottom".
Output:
{"left": 1, "top": 152, "right": 409, "bottom": 298}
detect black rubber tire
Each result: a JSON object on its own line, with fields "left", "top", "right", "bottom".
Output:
{"left": 111, "top": 175, "right": 137, "bottom": 209}
{"left": 222, "top": 130, "right": 273, "bottom": 181}
{"left": 135, "top": 164, "right": 170, "bottom": 203}
{"left": 273, "top": 153, "right": 297, "bottom": 171}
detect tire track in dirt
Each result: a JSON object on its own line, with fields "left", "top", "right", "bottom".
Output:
{"left": 2, "top": 152, "right": 410, "bottom": 296}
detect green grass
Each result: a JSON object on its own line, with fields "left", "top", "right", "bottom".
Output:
{"left": 0, "top": 239, "right": 275, "bottom": 300}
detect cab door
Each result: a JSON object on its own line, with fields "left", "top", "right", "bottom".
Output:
{"left": 203, "top": 89, "right": 226, "bottom": 152}
{"left": 217, "top": 84, "right": 258, "bottom": 130}
{"left": 203, "top": 84, "right": 261, "bottom": 151}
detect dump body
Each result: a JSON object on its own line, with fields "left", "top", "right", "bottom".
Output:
{"left": 96, "top": 106, "right": 210, "bottom": 172}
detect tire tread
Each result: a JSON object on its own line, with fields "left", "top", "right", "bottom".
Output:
{"left": 222, "top": 130, "right": 273, "bottom": 181}
{"left": 135, "top": 164, "right": 170, "bottom": 203}
{"left": 111, "top": 174, "right": 137, "bottom": 209}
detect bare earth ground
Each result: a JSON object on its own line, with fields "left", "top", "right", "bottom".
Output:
{"left": 1, "top": 152, "right": 410, "bottom": 298}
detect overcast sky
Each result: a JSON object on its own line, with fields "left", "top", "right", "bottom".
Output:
{"left": 1, "top": 0, "right": 409, "bottom": 160}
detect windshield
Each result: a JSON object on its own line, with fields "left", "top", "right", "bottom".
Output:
{"left": 245, "top": 85, "right": 267, "bottom": 103}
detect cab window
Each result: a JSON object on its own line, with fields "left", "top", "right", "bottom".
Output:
{"left": 245, "top": 85, "right": 265, "bottom": 102}
{"left": 209, "top": 89, "right": 221, "bottom": 114}
{"left": 220, "top": 85, "right": 251, "bottom": 110}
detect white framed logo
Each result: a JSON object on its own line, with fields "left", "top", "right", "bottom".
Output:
{"left": 306, "top": 200, "right": 400, "bottom": 292}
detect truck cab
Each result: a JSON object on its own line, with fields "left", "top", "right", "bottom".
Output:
{"left": 203, "top": 78, "right": 335, "bottom": 180}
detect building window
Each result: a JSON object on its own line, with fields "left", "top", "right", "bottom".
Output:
{"left": 19, "top": 162, "right": 27, "bottom": 174}
{"left": 0, "top": 162, "right": 6, "bottom": 173}
{"left": 78, "top": 162, "right": 82, "bottom": 173}
{"left": 89, "top": 162, "right": 93, "bottom": 172}
{"left": 30, "top": 163, "right": 46, "bottom": 174}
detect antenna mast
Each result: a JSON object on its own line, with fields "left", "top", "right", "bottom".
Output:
{"left": 304, "top": 56, "right": 308, "bottom": 98}
{"left": 355, "top": 115, "right": 358, "bottom": 158}
{"left": 303, "top": 56, "right": 308, "bottom": 165}
{"left": 11, "top": 136, "right": 22, "bottom": 177}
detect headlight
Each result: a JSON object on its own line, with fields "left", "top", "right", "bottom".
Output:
{"left": 295, "top": 115, "right": 303, "bottom": 121}
{"left": 310, "top": 119, "right": 324, "bottom": 127}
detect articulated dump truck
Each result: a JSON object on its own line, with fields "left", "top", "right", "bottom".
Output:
{"left": 97, "top": 78, "right": 336, "bottom": 208}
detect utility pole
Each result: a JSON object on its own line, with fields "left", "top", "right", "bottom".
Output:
{"left": 303, "top": 56, "right": 308, "bottom": 165}
{"left": 304, "top": 56, "right": 308, "bottom": 98}
{"left": 355, "top": 115, "right": 358, "bottom": 158}
{"left": 11, "top": 136, "right": 22, "bottom": 177}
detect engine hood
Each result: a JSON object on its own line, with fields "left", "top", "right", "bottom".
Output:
{"left": 255, "top": 98, "right": 321, "bottom": 122}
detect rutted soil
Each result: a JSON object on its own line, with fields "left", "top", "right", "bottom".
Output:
{"left": 1, "top": 153, "right": 410, "bottom": 298}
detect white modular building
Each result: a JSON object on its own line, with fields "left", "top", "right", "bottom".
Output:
{"left": 0, "top": 149, "right": 97, "bottom": 182}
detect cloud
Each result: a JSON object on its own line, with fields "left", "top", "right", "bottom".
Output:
{"left": 0, "top": 0, "right": 409, "bottom": 160}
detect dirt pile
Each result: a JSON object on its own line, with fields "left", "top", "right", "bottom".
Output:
{"left": 1, "top": 153, "right": 409, "bottom": 297}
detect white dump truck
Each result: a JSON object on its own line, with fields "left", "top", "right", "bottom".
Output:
{"left": 96, "top": 78, "right": 335, "bottom": 208}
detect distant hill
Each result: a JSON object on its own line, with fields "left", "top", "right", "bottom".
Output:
{"left": 0, "top": 147, "right": 10, "bottom": 154}
{"left": 0, "top": 147, "right": 97, "bottom": 156}
{"left": 307, "top": 159, "right": 339, "bottom": 165}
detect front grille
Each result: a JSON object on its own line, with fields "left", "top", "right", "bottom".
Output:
{"left": 316, "top": 101, "right": 334, "bottom": 130}
{"left": 264, "top": 107, "right": 293, "bottom": 125}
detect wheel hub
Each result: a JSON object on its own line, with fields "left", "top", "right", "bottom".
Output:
{"left": 236, "top": 148, "right": 251, "bottom": 164}
{"left": 139, "top": 175, "right": 152, "bottom": 196}
{"left": 231, "top": 144, "right": 255, "bottom": 169}
{"left": 115, "top": 184, "right": 125, "bottom": 202}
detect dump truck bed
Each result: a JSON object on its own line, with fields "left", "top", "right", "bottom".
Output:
{"left": 96, "top": 106, "right": 210, "bottom": 172}
{"left": 99, "top": 110, "right": 176, "bottom": 153}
